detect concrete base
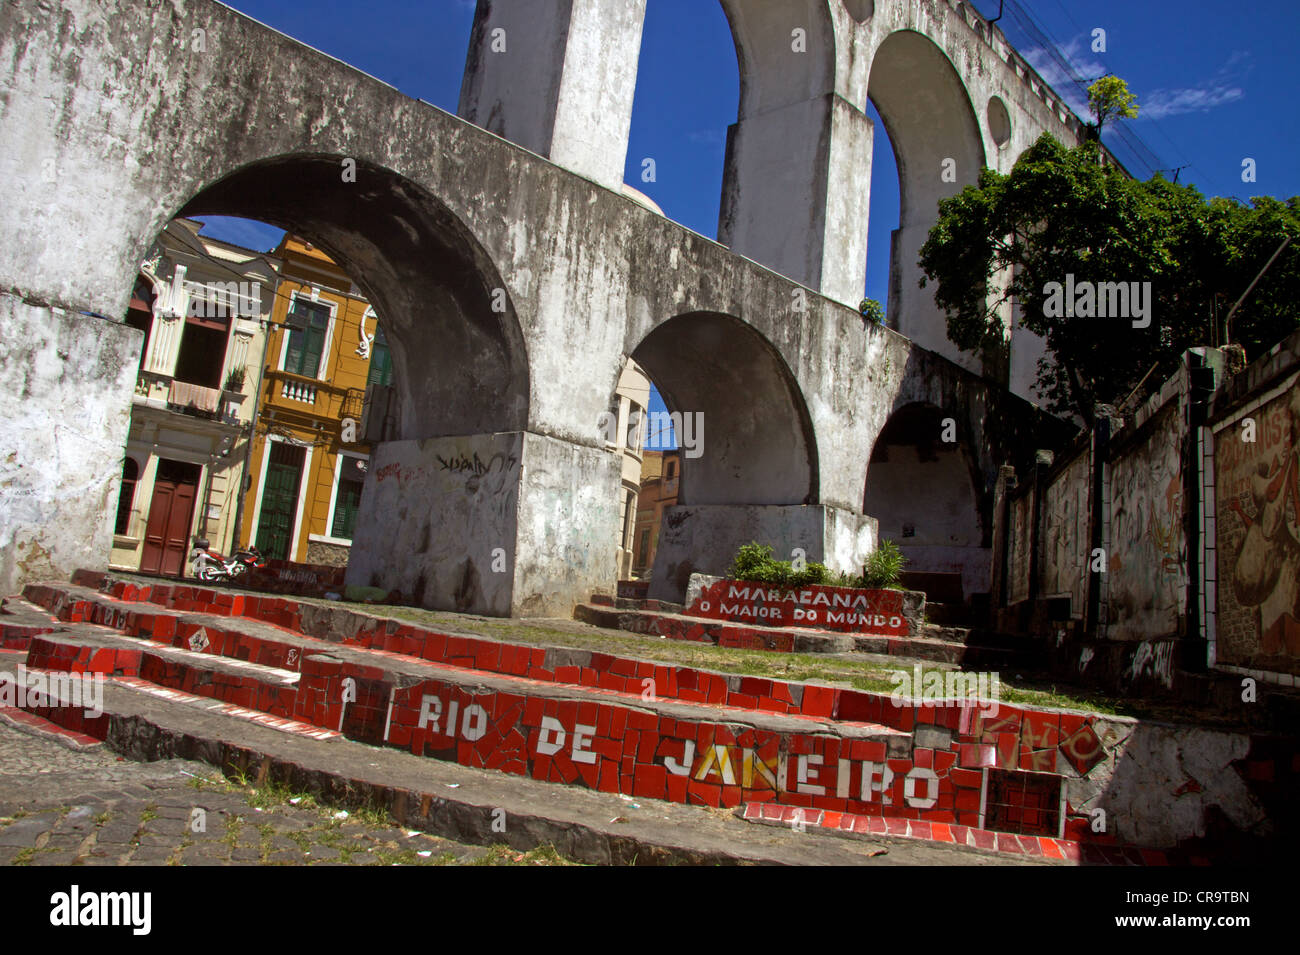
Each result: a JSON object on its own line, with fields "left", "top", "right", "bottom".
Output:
{"left": 647, "top": 504, "right": 878, "bottom": 605}
{"left": 346, "top": 431, "right": 617, "bottom": 617}
{"left": 0, "top": 296, "right": 141, "bottom": 596}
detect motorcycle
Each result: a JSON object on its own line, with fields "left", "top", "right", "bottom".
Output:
{"left": 190, "top": 539, "right": 266, "bottom": 582}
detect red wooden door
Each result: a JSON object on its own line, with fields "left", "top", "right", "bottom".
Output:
{"left": 140, "top": 461, "right": 199, "bottom": 577}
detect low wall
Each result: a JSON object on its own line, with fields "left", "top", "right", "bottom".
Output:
{"left": 684, "top": 574, "right": 924, "bottom": 637}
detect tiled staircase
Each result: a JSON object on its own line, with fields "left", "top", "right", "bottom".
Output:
{"left": 0, "top": 572, "right": 1179, "bottom": 863}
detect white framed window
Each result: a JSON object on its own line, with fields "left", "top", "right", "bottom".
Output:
{"left": 278, "top": 289, "right": 337, "bottom": 381}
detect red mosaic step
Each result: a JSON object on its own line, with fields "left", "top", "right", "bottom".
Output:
{"left": 20, "top": 606, "right": 924, "bottom": 815}
{"left": 28, "top": 583, "right": 964, "bottom": 733}
{"left": 23, "top": 578, "right": 1127, "bottom": 850}
{"left": 739, "top": 803, "right": 1180, "bottom": 865}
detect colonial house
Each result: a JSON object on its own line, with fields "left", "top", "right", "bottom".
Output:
{"left": 606, "top": 359, "right": 652, "bottom": 579}
{"left": 110, "top": 219, "right": 278, "bottom": 577}
{"left": 238, "top": 235, "right": 392, "bottom": 566}
{"left": 632, "top": 447, "right": 682, "bottom": 578}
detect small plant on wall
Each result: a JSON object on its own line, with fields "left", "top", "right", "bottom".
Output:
{"left": 860, "top": 539, "right": 907, "bottom": 589}
{"left": 223, "top": 367, "right": 246, "bottom": 393}
{"left": 729, "top": 542, "right": 830, "bottom": 590}
{"left": 728, "top": 540, "right": 908, "bottom": 591}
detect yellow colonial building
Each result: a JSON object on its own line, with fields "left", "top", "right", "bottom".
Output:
{"left": 238, "top": 236, "right": 393, "bottom": 566}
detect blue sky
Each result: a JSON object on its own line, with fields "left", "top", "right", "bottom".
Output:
{"left": 202, "top": 0, "right": 1299, "bottom": 439}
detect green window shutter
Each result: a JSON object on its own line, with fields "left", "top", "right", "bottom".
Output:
{"left": 331, "top": 479, "right": 364, "bottom": 539}
{"left": 286, "top": 300, "right": 329, "bottom": 377}
{"left": 330, "top": 455, "right": 367, "bottom": 540}
{"left": 367, "top": 324, "right": 392, "bottom": 387}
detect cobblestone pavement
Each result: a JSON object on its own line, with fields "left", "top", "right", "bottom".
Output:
{"left": 0, "top": 722, "right": 573, "bottom": 866}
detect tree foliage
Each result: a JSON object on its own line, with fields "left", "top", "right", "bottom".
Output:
{"left": 1087, "top": 75, "right": 1138, "bottom": 138}
{"left": 918, "top": 133, "right": 1300, "bottom": 422}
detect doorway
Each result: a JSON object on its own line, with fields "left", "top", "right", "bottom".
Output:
{"left": 140, "top": 459, "right": 201, "bottom": 577}
{"left": 255, "top": 442, "right": 306, "bottom": 561}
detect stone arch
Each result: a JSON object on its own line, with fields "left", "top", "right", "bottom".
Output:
{"left": 866, "top": 28, "right": 986, "bottom": 371}
{"left": 863, "top": 400, "right": 987, "bottom": 598}
{"left": 629, "top": 311, "right": 819, "bottom": 508}
{"left": 168, "top": 154, "right": 530, "bottom": 439}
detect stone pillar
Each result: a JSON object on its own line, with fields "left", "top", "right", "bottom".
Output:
{"left": 458, "top": 0, "right": 647, "bottom": 192}
{"left": 647, "top": 503, "right": 877, "bottom": 604}
{"left": 346, "top": 431, "right": 619, "bottom": 617}
{"left": 718, "top": 93, "right": 873, "bottom": 309}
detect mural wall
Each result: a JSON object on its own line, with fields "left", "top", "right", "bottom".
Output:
{"left": 1213, "top": 376, "right": 1300, "bottom": 675}
{"left": 1007, "top": 492, "right": 1033, "bottom": 606}
{"left": 1040, "top": 448, "right": 1093, "bottom": 618}
{"left": 1105, "top": 405, "right": 1187, "bottom": 643}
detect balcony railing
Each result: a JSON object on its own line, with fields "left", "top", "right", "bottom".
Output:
{"left": 134, "top": 371, "right": 243, "bottom": 425}
{"left": 264, "top": 371, "right": 369, "bottom": 427}
{"left": 280, "top": 378, "right": 317, "bottom": 404}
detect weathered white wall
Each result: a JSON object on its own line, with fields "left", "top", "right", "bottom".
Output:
{"left": 0, "top": 301, "right": 141, "bottom": 595}
{"left": 346, "top": 433, "right": 525, "bottom": 615}
{"left": 1040, "top": 445, "right": 1093, "bottom": 618}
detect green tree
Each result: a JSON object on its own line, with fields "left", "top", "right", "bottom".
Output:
{"left": 918, "top": 133, "right": 1300, "bottom": 423}
{"left": 1087, "top": 75, "right": 1139, "bottom": 139}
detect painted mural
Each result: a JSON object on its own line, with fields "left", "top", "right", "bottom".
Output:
{"left": 1214, "top": 379, "right": 1300, "bottom": 674}
{"left": 1106, "top": 405, "right": 1187, "bottom": 642}
{"left": 1041, "top": 448, "right": 1092, "bottom": 618}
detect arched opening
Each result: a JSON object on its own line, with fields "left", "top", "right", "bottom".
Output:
{"left": 623, "top": 0, "right": 738, "bottom": 236}
{"left": 867, "top": 29, "right": 986, "bottom": 370}
{"left": 863, "top": 98, "right": 900, "bottom": 325}
{"left": 631, "top": 312, "right": 816, "bottom": 507}
{"left": 624, "top": 312, "right": 819, "bottom": 599}
{"left": 115, "top": 156, "right": 529, "bottom": 612}
{"left": 863, "top": 403, "right": 987, "bottom": 601}
{"left": 175, "top": 156, "right": 529, "bottom": 438}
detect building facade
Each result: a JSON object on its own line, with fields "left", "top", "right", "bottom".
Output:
{"left": 238, "top": 235, "right": 392, "bottom": 567}
{"left": 109, "top": 219, "right": 277, "bottom": 577}
{"left": 631, "top": 448, "right": 681, "bottom": 578}
{"left": 606, "top": 359, "right": 651, "bottom": 579}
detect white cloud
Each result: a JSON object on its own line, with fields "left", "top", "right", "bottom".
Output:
{"left": 1138, "top": 85, "right": 1244, "bottom": 120}
{"left": 1136, "top": 51, "right": 1251, "bottom": 120}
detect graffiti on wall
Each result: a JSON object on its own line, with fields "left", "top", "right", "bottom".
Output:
{"left": 1008, "top": 492, "right": 1033, "bottom": 606}
{"left": 1106, "top": 407, "right": 1187, "bottom": 641}
{"left": 1215, "top": 382, "right": 1300, "bottom": 671}
{"left": 1041, "top": 449, "right": 1092, "bottom": 617}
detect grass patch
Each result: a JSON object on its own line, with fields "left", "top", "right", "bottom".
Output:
{"left": 470, "top": 843, "right": 578, "bottom": 866}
